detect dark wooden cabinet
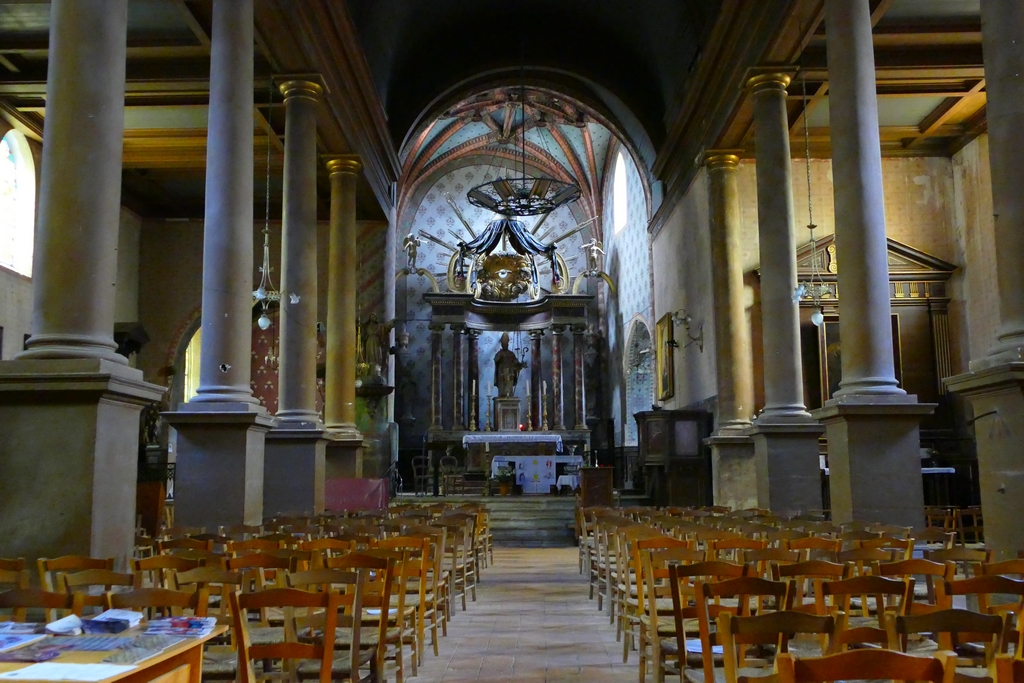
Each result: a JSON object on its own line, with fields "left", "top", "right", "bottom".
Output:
{"left": 579, "top": 467, "right": 614, "bottom": 507}
{"left": 634, "top": 409, "right": 713, "bottom": 507}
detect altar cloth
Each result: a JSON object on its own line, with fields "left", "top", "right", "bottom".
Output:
{"left": 462, "top": 432, "right": 564, "bottom": 451}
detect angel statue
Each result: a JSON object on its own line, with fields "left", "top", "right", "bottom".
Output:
{"left": 359, "top": 313, "right": 395, "bottom": 382}
{"left": 581, "top": 238, "right": 605, "bottom": 273}
{"left": 402, "top": 232, "right": 422, "bottom": 270}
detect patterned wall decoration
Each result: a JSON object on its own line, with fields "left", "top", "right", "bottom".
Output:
{"left": 249, "top": 307, "right": 326, "bottom": 415}
{"left": 603, "top": 145, "right": 654, "bottom": 445}
{"left": 624, "top": 320, "right": 655, "bottom": 445}
{"left": 357, "top": 221, "right": 388, "bottom": 320}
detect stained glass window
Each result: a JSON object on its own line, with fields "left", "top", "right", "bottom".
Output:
{"left": 0, "top": 131, "right": 35, "bottom": 277}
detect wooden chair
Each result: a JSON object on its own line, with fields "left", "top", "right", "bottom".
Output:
{"left": 944, "top": 575, "right": 1024, "bottom": 622}
{"left": 742, "top": 548, "right": 800, "bottom": 580}
{"left": 133, "top": 554, "right": 202, "bottom": 589}
{"left": 979, "top": 559, "right": 1024, "bottom": 579}
{"left": 166, "top": 548, "right": 228, "bottom": 569}
{"left": 819, "top": 575, "right": 913, "bottom": 651}
{"left": 775, "top": 649, "right": 955, "bottom": 683}
{"left": 690, "top": 577, "right": 789, "bottom": 683}
{"left": 889, "top": 608, "right": 1005, "bottom": 672}
{"left": 378, "top": 536, "right": 432, "bottom": 661}
{"left": 878, "top": 559, "right": 955, "bottom": 615}
{"left": 913, "top": 527, "right": 957, "bottom": 552}
{"left": 36, "top": 556, "right": 113, "bottom": 620}
{"left": 106, "top": 587, "right": 209, "bottom": 619}
{"left": 63, "top": 569, "right": 135, "bottom": 615}
{"left": 173, "top": 567, "right": 244, "bottom": 633}
{"left": 436, "top": 516, "right": 477, "bottom": 611}
{"left": 229, "top": 538, "right": 285, "bottom": 558}
{"left": 158, "top": 536, "right": 214, "bottom": 553}
{"left": 0, "top": 588, "right": 80, "bottom": 622}
{"left": 231, "top": 588, "right": 340, "bottom": 683}
{"left": 775, "top": 561, "right": 849, "bottom": 615}
{"left": 926, "top": 547, "right": 993, "bottom": 580}
{"left": 859, "top": 536, "right": 913, "bottom": 561}
{"left": 133, "top": 535, "right": 156, "bottom": 559}
{"left": 667, "top": 562, "right": 749, "bottom": 683}
{"left": 956, "top": 506, "right": 984, "bottom": 545}
{"left": 618, "top": 528, "right": 671, "bottom": 646}
{"left": 786, "top": 537, "right": 841, "bottom": 563}
{"left": 997, "top": 654, "right": 1024, "bottom": 683}
{"left": 705, "top": 538, "right": 765, "bottom": 563}
{"left": 637, "top": 546, "right": 707, "bottom": 683}
{"left": 717, "top": 611, "right": 837, "bottom": 683}
{"left": 314, "top": 555, "right": 394, "bottom": 683}
{"left": 411, "top": 454, "right": 431, "bottom": 495}
{"left": 160, "top": 525, "right": 204, "bottom": 539}
{"left": 190, "top": 533, "right": 233, "bottom": 553}
{"left": 0, "top": 558, "right": 30, "bottom": 616}
{"left": 222, "top": 524, "right": 263, "bottom": 540}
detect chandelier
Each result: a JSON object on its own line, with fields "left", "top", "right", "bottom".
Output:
{"left": 792, "top": 70, "right": 828, "bottom": 327}
{"left": 466, "top": 84, "right": 581, "bottom": 218}
{"left": 253, "top": 78, "right": 280, "bottom": 331}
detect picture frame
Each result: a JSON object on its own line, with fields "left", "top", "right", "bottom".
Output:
{"left": 656, "top": 313, "right": 675, "bottom": 400}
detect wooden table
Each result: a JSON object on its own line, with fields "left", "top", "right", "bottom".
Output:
{"left": 0, "top": 626, "right": 228, "bottom": 683}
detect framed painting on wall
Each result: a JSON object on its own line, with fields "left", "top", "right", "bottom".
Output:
{"left": 656, "top": 313, "right": 675, "bottom": 400}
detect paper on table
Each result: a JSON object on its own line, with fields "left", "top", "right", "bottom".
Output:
{"left": 0, "top": 636, "right": 48, "bottom": 653}
{"left": 0, "top": 663, "right": 136, "bottom": 681}
{"left": 91, "top": 612, "right": 142, "bottom": 627}
{"left": 45, "top": 616, "right": 82, "bottom": 636}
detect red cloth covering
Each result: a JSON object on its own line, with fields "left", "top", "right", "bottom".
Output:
{"left": 324, "top": 478, "right": 389, "bottom": 511}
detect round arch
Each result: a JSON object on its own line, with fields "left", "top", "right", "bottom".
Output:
{"left": 623, "top": 316, "right": 654, "bottom": 446}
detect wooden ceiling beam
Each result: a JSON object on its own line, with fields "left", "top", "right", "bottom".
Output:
{"left": 171, "top": 0, "right": 211, "bottom": 49}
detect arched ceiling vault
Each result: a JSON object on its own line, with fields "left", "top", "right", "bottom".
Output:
{"left": 399, "top": 85, "right": 649, "bottom": 231}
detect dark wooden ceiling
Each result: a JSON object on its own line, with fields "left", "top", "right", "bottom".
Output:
{"left": 0, "top": 0, "right": 988, "bottom": 229}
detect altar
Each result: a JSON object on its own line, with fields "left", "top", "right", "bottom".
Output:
{"left": 491, "top": 455, "right": 584, "bottom": 494}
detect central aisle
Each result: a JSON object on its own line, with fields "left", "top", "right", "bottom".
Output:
{"left": 414, "top": 547, "right": 637, "bottom": 683}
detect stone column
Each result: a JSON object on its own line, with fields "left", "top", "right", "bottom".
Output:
{"left": 945, "top": 0, "right": 1024, "bottom": 560}
{"left": 323, "top": 156, "right": 362, "bottom": 438}
{"left": 745, "top": 73, "right": 824, "bottom": 515}
{"left": 702, "top": 152, "right": 757, "bottom": 511}
{"left": 811, "top": 0, "right": 932, "bottom": 528}
{"left": 573, "top": 325, "right": 587, "bottom": 429}
{"left": 551, "top": 325, "right": 567, "bottom": 430}
{"left": 452, "top": 324, "right": 465, "bottom": 430}
{"left": 0, "top": 0, "right": 164, "bottom": 568}
{"left": 429, "top": 324, "right": 444, "bottom": 431}
{"left": 466, "top": 329, "right": 480, "bottom": 431}
{"left": 165, "top": 0, "right": 276, "bottom": 531}
{"left": 264, "top": 79, "right": 326, "bottom": 517}
{"left": 530, "top": 330, "right": 544, "bottom": 430}
{"left": 276, "top": 79, "right": 323, "bottom": 427}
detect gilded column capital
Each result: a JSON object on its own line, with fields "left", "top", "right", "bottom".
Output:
{"left": 703, "top": 151, "right": 742, "bottom": 171}
{"left": 278, "top": 78, "right": 323, "bottom": 103}
{"left": 745, "top": 72, "right": 792, "bottom": 95}
{"left": 323, "top": 154, "right": 362, "bottom": 176}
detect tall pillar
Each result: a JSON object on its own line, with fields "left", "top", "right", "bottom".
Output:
{"left": 945, "top": 0, "right": 1024, "bottom": 560}
{"left": 452, "top": 324, "right": 465, "bottom": 430}
{"left": 276, "top": 79, "right": 323, "bottom": 426}
{"left": 166, "top": 0, "right": 274, "bottom": 530}
{"left": 264, "top": 79, "right": 326, "bottom": 517}
{"left": 530, "top": 330, "right": 544, "bottom": 430}
{"left": 466, "top": 329, "right": 480, "bottom": 431}
{"left": 811, "top": 0, "right": 932, "bottom": 527}
{"left": 551, "top": 325, "right": 567, "bottom": 430}
{"left": 702, "top": 152, "right": 758, "bottom": 511}
{"left": 429, "top": 324, "right": 444, "bottom": 431}
{"left": 573, "top": 325, "right": 586, "bottom": 429}
{"left": 745, "top": 73, "right": 824, "bottom": 515}
{"left": 0, "top": 0, "right": 164, "bottom": 567}
{"left": 323, "top": 156, "right": 362, "bottom": 438}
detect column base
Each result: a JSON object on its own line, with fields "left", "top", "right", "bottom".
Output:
{"left": 748, "top": 419, "right": 825, "bottom": 515}
{"left": 324, "top": 431, "right": 366, "bottom": 479}
{"left": 811, "top": 395, "right": 934, "bottom": 528}
{"left": 0, "top": 359, "right": 164, "bottom": 569}
{"left": 706, "top": 432, "right": 757, "bottom": 511}
{"left": 264, "top": 428, "right": 327, "bottom": 517}
{"left": 946, "top": 363, "right": 1024, "bottom": 560}
{"left": 164, "top": 404, "right": 276, "bottom": 529}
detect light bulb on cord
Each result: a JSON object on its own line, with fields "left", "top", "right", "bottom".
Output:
{"left": 810, "top": 308, "right": 824, "bottom": 327}
{"left": 257, "top": 312, "right": 271, "bottom": 330}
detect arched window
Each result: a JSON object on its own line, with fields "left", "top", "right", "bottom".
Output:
{"left": 0, "top": 130, "right": 36, "bottom": 277}
{"left": 183, "top": 327, "right": 202, "bottom": 402}
{"left": 612, "top": 150, "right": 628, "bottom": 234}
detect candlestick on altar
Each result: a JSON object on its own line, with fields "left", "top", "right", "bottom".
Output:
{"left": 525, "top": 398, "right": 533, "bottom": 432}
{"left": 543, "top": 380, "right": 547, "bottom": 395}
{"left": 542, "top": 392, "right": 550, "bottom": 430}
{"left": 484, "top": 398, "right": 492, "bottom": 431}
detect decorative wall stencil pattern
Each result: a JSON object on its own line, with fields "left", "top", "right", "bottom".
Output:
{"left": 603, "top": 147, "right": 653, "bottom": 445}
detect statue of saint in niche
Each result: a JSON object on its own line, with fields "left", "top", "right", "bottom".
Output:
{"left": 493, "top": 332, "right": 526, "bottom": 398}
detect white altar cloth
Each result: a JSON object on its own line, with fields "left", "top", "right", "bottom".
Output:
{"left": 463, "top": 433, "right": 564, "bottom": 451}
{"left": 492, "top": 455, "right": 583, "bottom": 494}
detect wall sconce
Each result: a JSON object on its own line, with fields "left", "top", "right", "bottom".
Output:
{"left": 671, "top": 309, "right": 704, "bottom": 352}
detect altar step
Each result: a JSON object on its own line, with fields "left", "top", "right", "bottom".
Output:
{"left": 396, "top": 494, "right": 578, "bottom": 547}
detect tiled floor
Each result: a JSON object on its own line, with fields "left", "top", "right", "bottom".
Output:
{"left": 412, "top": 546, "right": 638, "bottom": 683}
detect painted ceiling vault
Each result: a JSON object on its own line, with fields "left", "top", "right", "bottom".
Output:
{"left": 399, "top": 87, "right": 636, "bottom": 229}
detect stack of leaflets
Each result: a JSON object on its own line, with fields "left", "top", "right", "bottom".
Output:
{"left": 144, "top": 618, "right": 217, "bottom": 638}
{"left": 0, "top": 635, "right": 50, "bottom": 656}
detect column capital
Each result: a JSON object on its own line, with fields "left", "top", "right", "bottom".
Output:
{"left": 324, "top": 154, "right": 362, "bottom": 176}
{"left": 744, "top": 68, "right": 796, "bottom": 95}
{"left": 529, "top": 329, "right": 545, "bottom": 339}
{"left": 450, "top": 323, "right": 466, "bottom": 333}
{"left": 571, "top": 324, "right": 587, "bottom": 335}
{"left": 279, "top": 78, "right": 323, "bottom": 103}
{"left": 428, "top": 322, "right": 446, "bottom": 333}
{"left": 466, "top": 328, "right": 482, "bottom": 339}
{"left": 703, "top": 151, "right": 743, "bottom": 170}
{"left": 551, "top": 324, "right": 566, "bottom": 334}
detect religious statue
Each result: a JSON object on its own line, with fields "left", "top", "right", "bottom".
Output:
{"left": 359, "top": 313, "right": 394, "bottom": 382}
{"left": 581, "top": 238, "right": 605, "bottom": 273}
{"left": 402, "top": 232, "right": 421, "bottom": 270}
{"left": 493, "top": 332, "right": 526, "bottom": 398}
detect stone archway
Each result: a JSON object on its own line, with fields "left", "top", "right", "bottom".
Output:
{"left": 624, "top": 317, "right": 654, "bottom": 447}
